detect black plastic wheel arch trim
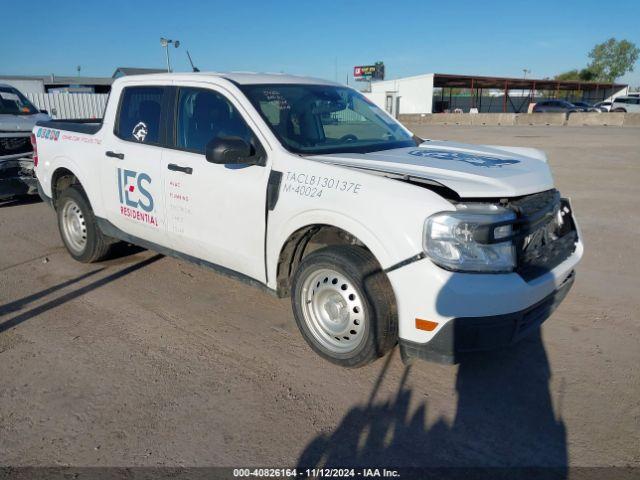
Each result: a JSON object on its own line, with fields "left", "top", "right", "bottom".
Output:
{"left": 384, "top": 253, "right": 426, "bottom": 273}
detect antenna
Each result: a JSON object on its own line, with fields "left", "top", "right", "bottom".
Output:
{"left": 186, "top": 51, "right": 200, "bottom": 72}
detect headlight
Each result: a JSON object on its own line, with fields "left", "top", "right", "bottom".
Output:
{"left": 424, "top": 203, "right": 516, "bottom": 273}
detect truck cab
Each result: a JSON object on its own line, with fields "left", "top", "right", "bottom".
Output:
{"left": 34, "top": 72, "right": 583, "bottom": 367}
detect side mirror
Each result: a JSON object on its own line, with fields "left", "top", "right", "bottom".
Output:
{"left": 39, "top": 109, "right": 49, "bottom": 115}
{"left": 205, "top": 136, "right": 256, "bottom": 165}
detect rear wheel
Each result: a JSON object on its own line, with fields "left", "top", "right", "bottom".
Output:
{"left": 57, "top": 186, "right": 112, "bottom": 263}
{"left": 612, "top": 108, "right": 626, "bottom": 112}
{"left": 291, "top": 246, "right": 397, "bottom": 368}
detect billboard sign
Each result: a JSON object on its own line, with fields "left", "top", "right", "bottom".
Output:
{"left": 354, "top": 63, "right": 385, "bottom": 81}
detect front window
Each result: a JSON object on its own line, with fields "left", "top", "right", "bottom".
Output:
{"left": 0, "top": 87, "right": 38, "bottom": 115}
{"left": 176, "top": 87, "right": 254, "bottom": 154}
{"left": 240, "top": 84, "right": 416, "bottom": 155}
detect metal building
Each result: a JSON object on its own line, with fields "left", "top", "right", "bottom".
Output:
{"left": 364, "top": 73, "right": 629, "bottom": 116}
{"left": 0, "top": 74, "right": 113, "bottom": 94}
{"left": 0, "top": 68, "right": 166, "bottom": 95}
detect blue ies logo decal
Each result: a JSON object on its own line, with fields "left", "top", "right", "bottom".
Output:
{"left": 35, "top": 127, "right": 60, "bottom": 141}
{"left": 408, "top": 149, "right": 520, "bottom": 168}
{"left": 117, "top": 168, "right": 158, "bottom": 227}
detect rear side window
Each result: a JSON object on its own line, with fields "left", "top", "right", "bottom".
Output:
{"left": 115, "top": 86, "right": 165, "bottom": 144}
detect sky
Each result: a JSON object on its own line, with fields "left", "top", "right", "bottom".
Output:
{"left": 2, "top": 0, "right": 640, "bottom": 88}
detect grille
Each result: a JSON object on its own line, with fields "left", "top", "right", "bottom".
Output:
{"left": 510, "top": 190, "right": 578, "bottom": 281}
{"left": 0, "top": 136, "right": 32, "bottom": 157}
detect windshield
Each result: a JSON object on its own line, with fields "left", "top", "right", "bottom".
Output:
{"left": 239, "top": 84, "right": 417, "bottom": 155}
{"left": 0, "top": 86, "right": 38, "bottom": 115}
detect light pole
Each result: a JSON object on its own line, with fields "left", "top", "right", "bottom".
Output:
{"left": 523, "top": 68, "right": 531, "bottom": 79}
{"left": 160, "top": 37, "right": 180, "bottom": 72}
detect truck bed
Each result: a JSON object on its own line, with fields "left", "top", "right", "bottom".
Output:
{"left": 36, "top": 119, "right": 103, "bottom": 135}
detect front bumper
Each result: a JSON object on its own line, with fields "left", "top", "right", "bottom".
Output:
{"left": 0, "top": 156, "right": 38, "bottom": 200}
{"left": 387, "top": 224, "right": 582, "bottom": 364}
{"left": 399, "top": 270, "right": 575, "bottom": 364}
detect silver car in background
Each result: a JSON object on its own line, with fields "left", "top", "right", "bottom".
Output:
{"left": 611, "top": 95, "right": 640, "bottom": 113}
{"left": 593, "top": 101, "right": 612, "bottom": 112}
{"left": 0, "top": 84, "right": 50, "bottom": 200}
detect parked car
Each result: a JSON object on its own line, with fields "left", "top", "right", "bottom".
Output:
{"left": 532, "top": 100, "right": 585, "bottom": 113}
{"left": 571, "top": 101, "right": 599, "bottom": 112}
{"left": 593, "top": 101, "right": 612, "bottom": 112}
{"left": 33, "top": 73, "right": 582, "bottom": 367}
{"left": 0, "top": 84, "right": 50, "bottom": 200}
{"left": 610, "top": 96, "right": 640, "bottom": 113}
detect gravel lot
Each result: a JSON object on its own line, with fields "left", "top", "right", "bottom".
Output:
{"left": 0, "top": 126, "right": 638, "bottom": 471}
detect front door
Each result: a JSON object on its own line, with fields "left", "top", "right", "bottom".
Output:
{"left": 100, "top": 85, "right": 169, "bottom": 247}
{"left": 162, "top": 85, "right": 270, "bottom": 281}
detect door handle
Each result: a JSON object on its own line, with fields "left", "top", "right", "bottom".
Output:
{"left": 105, "top": 151, "right": 124, "bottom": 159}
{"left": 167, "top": 163, "right": 193, "bottom": 174}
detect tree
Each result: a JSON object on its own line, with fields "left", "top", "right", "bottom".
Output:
{"left": 554, "top": 68, "right": 597, "bottom": 82}
{"left": 578, "top": 68, "right": 596, "bottom": 82}
{"left": 587, "top": 38, "right": 640, "bottom": 82}
{"left": 554, "top": 69, "right": 580, "bottom": 81}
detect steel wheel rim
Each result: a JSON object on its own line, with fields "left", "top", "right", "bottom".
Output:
{"left": 61, "top": 200, "right": 87, "bottom": 254}
{"left": 300, "top": 268, "right": 366, "bottom": 354}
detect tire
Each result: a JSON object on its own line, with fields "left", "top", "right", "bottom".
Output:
{"left": 291, "top": 245, "right": 397, "bottom": 368}
{"left": 612, "top": 108, "right": 626, "bottom": 112}
{"left": 56, "top": 185, "right": 112, "bottom": 263}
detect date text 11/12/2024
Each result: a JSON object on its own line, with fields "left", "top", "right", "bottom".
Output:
{"left": 232, "top": 467, "right": 400, "bottom": 477}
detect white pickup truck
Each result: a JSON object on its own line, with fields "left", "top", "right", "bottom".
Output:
{"left": 33, "top": 73, "right": 582, "bottom": 367}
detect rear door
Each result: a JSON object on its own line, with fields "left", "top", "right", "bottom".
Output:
{"left": 162, "top": 83, "right": 271, "bottom": 281}
{"left": 100, "top": 84, "right": 171, "bottom": 247}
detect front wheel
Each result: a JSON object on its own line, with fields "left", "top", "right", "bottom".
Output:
{"left": 291, "top": 246, "right": 397, "bottom": 368}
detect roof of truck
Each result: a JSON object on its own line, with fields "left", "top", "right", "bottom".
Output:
{"left": 114, "top": 71, "right": 341, "bottom": 86}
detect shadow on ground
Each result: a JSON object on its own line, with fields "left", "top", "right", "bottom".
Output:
{"left": 298, "top": 331, "right": 566, "bottom": 478}
{"left": 0, "top": 254, "right": 163, "bottom": 334}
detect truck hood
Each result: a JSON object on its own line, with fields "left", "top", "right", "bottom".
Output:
{"left": 0, "top": 113, "right": 51, "bottom": 134}
{"left": 307, "top": 140, "right": 555, "bottom": 198}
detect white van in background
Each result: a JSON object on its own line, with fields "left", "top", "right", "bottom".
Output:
{"left": 611, "top": 95, "right": 640, "bottom": 112}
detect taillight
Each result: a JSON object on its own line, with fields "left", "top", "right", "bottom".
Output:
{"left": 30, "top": 133, "right": 38, "bottom": 167}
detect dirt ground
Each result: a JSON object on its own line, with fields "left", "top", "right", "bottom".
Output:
{"left": 0, "top": 126, "right": 638, "bottom": 471}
